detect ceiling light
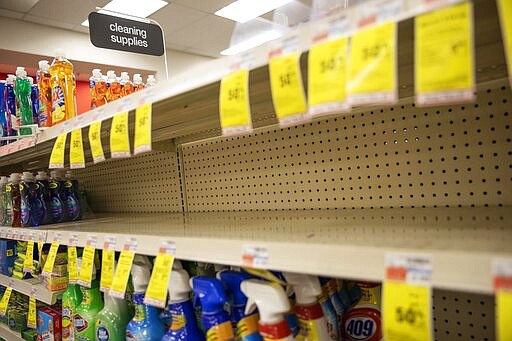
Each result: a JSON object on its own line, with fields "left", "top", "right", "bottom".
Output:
{"left": 82, "top": 0, "right": 168, "bottom": 27}
{"left": 215, "top": 0, "right": 294, "bottom": 23}
{"left": 220, "top": 30, "right": 283, "bottom": 55}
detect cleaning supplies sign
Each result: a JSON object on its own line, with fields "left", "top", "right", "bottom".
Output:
{"left": 492, "top": 258, "right": 512, "bottom": 341}
{"left": 88, "top": 12, "right": 164, "bottom": 56}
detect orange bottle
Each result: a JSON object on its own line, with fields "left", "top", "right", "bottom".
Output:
{"left": 90, "top": 69, "right": 107, "bottom": 108}
{"left": 133, "top": 74, "right": 145, "bottom": 92}
{"left": 106, "top": 71, "right": 122, "bottom": 102}
{"left": 37, "top": 60, "right": 52, "bottom": 127}
{"left": 120, "top": 72, "right": 135, "bottom": 97}
{"left": 49, "top": 49, "right": 76, "bottom": 124}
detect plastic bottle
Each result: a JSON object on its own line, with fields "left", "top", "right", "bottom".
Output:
{"left": 119, "top": 72, "right": 134, "bottom": 97}
{"left": 49, "top": 170, "right": 66, "bottom": 223}
{"left": 0, "top": 176, "right": 7, "bottom": 225}
{"left": 146, "top": 75, "right": 157, "bottom": 88}
{"left": 0, "top": 81, "right": 7, "bottom": 145}
{"left": 20, "top": 172, "right": 35, "bottom": 227}
{"left": 161, "top": 268, "right": 205, "bottom": 341}
{"left": 62, "top": 268, "right": 84, "bottom": 341}
{"left": 320, "top": 277, "right": 344, "bottom": 334}
{"left": 29, "top": 77, "right": 39, "bottom": 127}
{"left": 341, "top": 282, "right": 381, "bottom": 341}
{"left": 37, "top": 60, "right": 52, "bottom": 127}
{"left": 191, "top": 276, "right": 235, "bottom": 341}
{"left": 50, "top": 49, "right": 76, "bottom": 124}
{"left": 218, "top": 270, "right": 262, "bottom": 341}
{"left": 133, "top": 74, "right": 145, "bottom": 91}
{"left": 126, "top": 255, "right": 166, "bottom": 340}
{"left": 14, "top": 67, "right": 33, "bottom": 135}
{"left": 106, "top": 71, "right": 122, "bottom": 102}
{"left": 63, "top": 171, "right": 81, "bottom": 221}
{"left": 4, "top": 74, "right": 16, "bottom": 141}
{"left": 9, "top": 173, "right": 21, "bottom": 227}
{"left": 241, "top": 279, "right": 294, "bottom": 341}
{"left": 90, "top": 69, "right": 107, "bottom": 109}
{"left": 74, "top": 258, "right": 104, "bottom": 341}
{"left": 317, "top": 283, "right": 340, "bottom": 340}
{"left": 36, "top": 171, "right": 53, "bottom": 225}
{"left": 4, "top": 175, "right": 12, "bottom": 226}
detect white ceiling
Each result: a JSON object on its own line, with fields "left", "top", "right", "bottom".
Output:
{"left": 0, "top": 0, "right": 310, "bottom": 58}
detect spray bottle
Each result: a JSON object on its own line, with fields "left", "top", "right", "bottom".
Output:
{"left": 161, "top": 268, "right": 205, "bottom": 341}
{"left": 29, "top": 77, "right": 39, "bottom": 127}
{"left": 218, "top": 270, "right": 262, "bottom": 341}
{"left": 106, "top": 71, "right": 122, "bottom": 102}
{"left": 0, "top": 176, "right": 7, "bottom": 225}
{"left": 341, "top": 282, "right": 381, "bottom": 341}
{"left": 9, "top": 173, "right": 21, "bottom": 227}
{"left": 241, "top": 279, "right": 294, "bottom": 341}
{"left": 191, "top": 276, "right": 235, "bottom": 340}
{"left": 62, "top": 257, "right": 83, "bottom": 341}
{"left": 146, "top": 75, "right": 157, "bottom": 87}
{"left": 14, "top": 67, "right": 33, "bottom": 135}
{"left": 37, "top": 60, "right": 52, "bottom": 127}
{"left": 0, "top": 80, "right": 7, "bottom": 145}
{"left": 4, "top": 74, "right": 16, "bottom": 141}
{"left": 120, "top": 72, "right": 135, "bottom": 97}
{"left": 133, "top": 74, "right": 145, "bottom": 91}
{"left": 126, "top": 255, "right": 166, "bottom": 340}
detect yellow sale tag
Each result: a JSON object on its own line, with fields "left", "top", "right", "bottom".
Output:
{"left": 0, "top": 287, "right": 12, "bottom": 316}
{"left": 110, "top": 111, "right": 130, "bottom": 158}
{"left": 348, "top": 22, "right": 397, "bottom": 105}
{"left": 269, "top": 52, "right": 308, "bottom": 126}
{"left": 415, "top": 2, "right": 475, "bottom": 105}
{"left": 308, "top": 36, "right": 349, "bottom": 116}
{"left": 23, "top": 240, "right": 34, "bottom": 273}
{"left": 27, "top": 296, "right": 36, "bottom": 328}
{"left": 110, "top": 250, "right": 135, "bottom": 299}
{"left": 498, "top": 0, "right": 512, "bottom": 85}
{"left": 69, "top": 128, "right": 85, "bottom": 169}
{"left": 219, "top": 69, "right": 252, "bottom": 135}
{"left": 68, "top": 246, "right": 79, "bottom": 283}
{"left": 42, "top": 242, "right": 60, "bottom": 276}
{"left": 497, "top": 291, "right": 512, "bottom": 341}
{"left": 100, "top": 249, "right": 115, "bottom": 292}
{"left": 144, "top": 253, "right": 175, "bottom": 308}
{"left": 134, "top": 103, "right": 152, "bottom": 155}
{"left": 48, "top": 133, "right": 67, "bottom": 169}
{"left": 88, "top": 121, "right": 105, "bottom": 163}
{"left": 78, "top": 246, "right": 95, "bottom": 287}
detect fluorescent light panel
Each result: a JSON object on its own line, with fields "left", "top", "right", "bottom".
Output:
{"left": 220, "top": 30, "right": 283, "bottom": 55}
{"left": 215, "top": 0, "right": 294, "bottom": 23}
{"left": 82, "top": 0, "right": 168, "bottom": 26}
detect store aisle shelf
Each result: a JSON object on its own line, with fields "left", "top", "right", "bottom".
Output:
{"left": 0, "top": 274, "right": 63, "bottom": 305}
{"left": 0, "top": 323, "right": 24, "bottom": 341}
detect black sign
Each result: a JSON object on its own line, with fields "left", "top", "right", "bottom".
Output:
{"left": 88, "top": 12, "right": 164, "bottom": 56}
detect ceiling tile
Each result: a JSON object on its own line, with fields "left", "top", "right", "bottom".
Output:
{"left": 150, "top": 3, "right": 207, "bottom": 35}
{"left": 173, "top": 0, "right": 234, "bottom": 14}
{"left": 28, "top": 0, "right": 108, "bottom": 23}
{"left": 0, "top": 0, "right": 39, "bottom": 13}
{"left": 23, "top": 14, "right": 76, "bottom": 30}
{"left": 0, "top": 8, "right": 24, "bottom": 19}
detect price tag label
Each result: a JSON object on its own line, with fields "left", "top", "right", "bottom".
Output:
{"left": 492, "top": 258, "right": 512, "bottom": 341}
{"left": 49, "top": 133, "right": 68, "bottom": 169}
{"left": 42, "top": 241, "right": 60, "bottom": 276}
{"left": 12, "top": 229, "right": 19, "bottom": 240}
{"left": 415, "top": 2, "right": 475, "bottom": 105}
{"left": 110, "top": 239, "right": 137, "bottom": 298}
{"left": 242, "top": 245, "right": 269, "bottom": 268}
{"left": 219, "top": 69, "right": 253, "bottom": 136}
{"left": 100, "top": 249, "right": 115, "bottom": 293}
{"left": 103, "top": 237, "right": 116, "bottom": 251}
{"left": 0, "top": 287, "right": 12, "bottom": 316}
{"left": 23, "top": 241, "right": 34, "bottom": 274}
{"left": 383, "top": 252, "right": 433, "bottom": 341}
{"left": 348, "top": 21, "right": 397, "bottom": 105}
{"left": 5, "top": 229, "right": 12, "bottom": 239}
{"left": 144, "top": 241, "right": 176, "bottom": 308}
{"left": 0, "top": 229, "right": 5, "bottom": 239}
{"left": 78, "top": 236, "right": 97, "bottom": 288}
{"left": 134, "top": 103, "right": 152, "bottom": 155}
{"left": 269, "top": 52, "right": 308, "bottom": 126}
{"left": 27, "top": 295, "right": 36, "bottom": 328}
{"left": 497, "top": 0, "right": 512, "bottom": 86}
{"left": 88, "top": 121, "right": 105, "bottom": 163}
{"left": 110, "top": 111, "right": 130, "bottom": 158}
{"left": 68, "top": 246, "right": 79, "bottom": 284}
{"left": 308, "top": 36, "right": 349, "bottom": 116}
{"left": 69, "top": 128, "right": 85, "bottom": 169}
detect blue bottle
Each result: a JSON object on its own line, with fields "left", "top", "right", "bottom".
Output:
{"left": 30, "top": 79, "right": 39, "bottom": 127}
{"left": 36, "top": 171, "right": 53, "bottom": 225}
{"left": 161, "top": 268, "right": 204, "bottom": 341}
{"left": 49, "top": 171, "right": 66, "bottom": 223}
{"left": 4, "top": 75, "right": 16, "bottom": 143}
{"left": 191, "top": 276, "right": 235, "bottom": 341}
{"left": 126, "top": 255, "right": 165, "bottom": 341}
{"left": 63, "top": 173, "right": 81, "bottom": 221}
{"left": 0, "top": 81, "right": 7, "bottom": 146}
{"left": 20, "top": 172, "right": 36, "bottom": 227}
{"left": 218, "top": 271, "right": 262, "bottom": 341}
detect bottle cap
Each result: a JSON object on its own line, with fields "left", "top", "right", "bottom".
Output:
{"left": 133, "top": 74, "right": 142, "bottom": 83}
{"left": 169, "top": 269, "right": 191, "bottom": 303}
{"left": 15, "top": 67, "right": 27, "bottom": 78}
{"left": 38, "top": 60, "right": 50, "bottom": 71}
{"left": 9, "top": 173, "right": 21, "bottom": 183}
{"left": 65, "top": 170, "right": 73, "bottom": 179}
{"left": 55, "top": 48, "right": 66, "bottom": 58}
{"left": 92, "top": 69, "right": 102, "bottom": 78}
{"left": 217, "top": 270, "right": 252, "bottom": 306}
{"left": 283, "top": 272, "right": 322, "bottom": 305}
{"left": 0, "top": 176, "right": 7, "bottom": 185}
{"left": 130, "top": 255, "right": 152, "bottom": 292}
{"left": 106, "top": 70, "right": 117, "bottom": 80}
{"left": 241, "top": 279, "right": 290, "bottom": 324}
{"left": 173, "top": 259, "right": 183, "bottom": 270}
{"left": 146, "top": 75, "right": 156, "bottom": 85}
{"left": 36, "top": 171, "right": 48, "bottom": 180}
{"left": 22, "top": 172, "right": 34, "bottom": 181}
{"left": 190, "top": 276, "right": 228, "bottom": 314}
{"left": 120, "top": 72, "right": 130, "bottom": 81}
{"left": 28, "top": 77, "right": 34, "bottom": 85}
{"left": 6, "top": 74, "right": 15, "bottom": 83}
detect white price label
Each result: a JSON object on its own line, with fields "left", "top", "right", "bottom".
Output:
{"left": 242, "top": 245, "right": 269, "bottom": 268}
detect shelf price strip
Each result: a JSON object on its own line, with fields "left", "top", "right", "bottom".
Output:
{"left": 69, "top": 128, "right": 85, "bottom": 169}
{"left": 88, "top": 120, "right": 105, "bottom": 163}
{"left": 497, "top": 0, "right": 512, "bottom": 86}
{"left": 48, "top": 133, "right": 68, "bottom": 169}
{"left": 42, "top": 234, "right": 62, "bottom": 277}
{"left": 383, "top": 252, "right": 433, "bottom": 341}
{"left": 492, "top": 258, "right": 512, "bottom": 341}
{"left": 241, "top": 244, "right": 269, "bottom": 269}
{"left": 78, "top": 235, "right": 97, "bottom": 288}
{"left": 68, "top": 234, "right": 79, "bottom": 285}
{"left": 110, "top": 111, "right": 130, "bottom": 158}
{"left": 27, "top": 287, "right": 37, "bottom": 329}
{"left": 219, "top": 69, "right": 253, "bottom": 136}
{"left": 415, "top": 2, "right": 475, "bottom": 105}
{"left": 134, "top": 103, "right": 152, "bottom": 155}
{"left": 110, "top": 238, "right": 137, "bottom": 299}
{"left": 144, "top": 240, "right": 176, "bottom": 308}
{"left": 100, "top": 237, "right": 116, "bottom": 293}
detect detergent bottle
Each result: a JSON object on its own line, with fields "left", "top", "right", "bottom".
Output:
{"left": 9, "top": 173, "right": 21, "bottom": 227}
{"left": 35, "top": 171, "right": 53, "bottom": 225}
{"left": 4, "top": 74, "right": 16, "bottom": 141}
{"left": 0, "top": 80, "right": 7, "bottom": 144}
{"left": 20, "top": 172, "right": 35, "bottom": 227}
{"left": 126, "top": 255, "right": 166, "bottom": 340}
{"left": 191, "top": 276, "right": 235, "bottom": 340}
{"left": 29, "top": 77, "right": 39, "bottom": 127}
{"left": 341, "top": 282, "right": 381, "bottom": 341}
{"left": 133, "top": 74, "right": 145, "bottom": 91}
{"left": 0, "top": 176, "right": 7, "bottom": 225}
{"left": 241, "top": 279, "right": 294, "bottom": 341}
{"left": 14, "top": 67, "right": 33, "bottom": 135}
{"left": 62, "top": 261, "right": 84, "bottom": 341}
{"left": 106, "top": 71, "right": 122, "bottom": 102}
{"left": 50, "top": 48, "right": 76, "bottom": 124}
{"left": 49, "top": 170, "right": 66, "bottom": 223}
{"left": 37, "top": 60, "right": 52, "bottom": 127}
{"left": 146, "top": 75, "right": 157, "bottom": 87}
{"left": 218, "top": 270, "right": 262, "bottom": 341}
{"left": 161, "top": 267, "right": 205, "bottom": 341}
{"left": 120, "top": 72, "right": 135, "bottom": 97}
{"left": 63, "top": 171, "right": 81, "bottom": 221}
{"left": 74, "top": 258, "right": 104, "bottom": 341}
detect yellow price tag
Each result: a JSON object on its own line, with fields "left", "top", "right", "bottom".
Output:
{"left": 242, "top": 268, "right": 286, "bottom": 285}
{"left": 78, "top": 246, "right": 95, "bottom": 287}
{"left": 348, "top": 22, "right": 397, "bottom": 105}
{"left": 68, "top": 246, "right": 79, "bottom": 283}
{"left": 308, "top": 36, "right": 349, "bottom": 116}
{"left": 110, "top": 250, "right": 135, "bottom": 299}
{"left": 269, "top": 52, "right": 308, "bottom": 126}
{"left": 110, "top": 111, "right": 130, "bottom": 158}
{"left": 23, "top": 240, "right": 34, "bottom": 273}
{"left": 415, "top": 2, "right": 475, "bottom": 105}
{"left": 0, "top": 287, "right": 12, "bottom": 316}
{"left": 219, "top": 69, "right": 252, "bottom": 135}
{"left": 27, "top": 296, "right": 36, "bottom": 328}
{"left": 48, "top": 133, "right": 67, "bottom": 169}
{"left": 497, "top": 0, "right": 512, "bottom": 85}
{"left": 497, "top": 290, "right": 512, "bottom": 341}
{"left": 42, "top": 242, "right": 60, "bottom": 276}
{"left": 144, "top": 252, "right": 175, "bottom": 308}
{"left": 100, "top": 249, "right": 115, "bottom": 292}
{"left": 69, "top": 128, "right": 85, "bottom": 169}
{"left": 134, "top": 103, "right": 152, "bottom": 155}
{"left": 88, "top": 121, "right": 105, "bottom": 163}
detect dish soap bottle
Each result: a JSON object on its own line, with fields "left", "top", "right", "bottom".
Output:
{"left": 50, "top": 48, "right": 76, "bottom": 124}
{"left": 14, "top": 66, "right": 33, "bottom": 135}
{"left": 62, "top": 262, "right": 83, "bottom": 341}
{"left": 49, "top": 170, "right": 66, "bottom": 223}
{"left": 36, "top": 171, "right": 53, "bottom": 225}
{"left": 9, "top": 173, "right": 21, "bottom": 227}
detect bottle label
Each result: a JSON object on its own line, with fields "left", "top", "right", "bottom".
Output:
{"left": 96, "top": 326, "right": 110, "bottom": 341}
{"left": 319, "top": 296, "right": 340, "bottom": 340}
{"left": 133, "top": 304, "right": 146, "bottom": 322}
{"left": 21, "top": 197, "right": 30, "bottom": 225}
{"left": 67, "top": 196, "right": 79, "bottom": 220}
{"left": 51, "top": 196, "right": 63, "bottom": 219}
{"left": 170, "top": 313, "right": 186, "bottom": 330}
{"left": 90, "top": 80, "right": 95, "bottom": 89}
{"left": 342, "top": 308, "right": 381, "bottom": 341}
{"left": 206, "top": 321, "right": 234, "bottom": 341}
{"left": 62, "top": 306, "right": 74, "bottom": 340}
{"left": 74, "top": 314, "right": 89, "bottom": 333}
{"left": 236, "top": 314, "right": 260, "bottom": 339}
{"left": 52, "top": 85, "right": 66, "bottom": 122}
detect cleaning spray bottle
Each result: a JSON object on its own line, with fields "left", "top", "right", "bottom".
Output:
{"left": 133, "top": 74, "right": 145, "bottom": 91}
{"left": 14, "top": 67, "right": 33, "bottom": 135}
{"left": 106, "top": 71, "right": 122, "bottom": 102}
{"left": 29, "top": 77, "right": 39, "bottom": 127}
{"left": 218, "top": 270, "right": 262, "bottom": 341}
{"left": 120, "top": 72, "right": 135, "bottom": 97}
{"left": 9, "top": 173, "right": 21, "bottom": 227}
{"left": 62, "top": 257, "right": 84, "bottom": 341}
{"left": 241, "top": 279, "right": 294, "bottom": 341}
{"left": 283, "top": 273, "right": 329, "bottom": 341}
{"left": 37, "top": 60, "right": 52, "bottom": 127}
{"left": 50, "top": 48, "right": 76, "bottom": 124}
{"left": 74, "top": 258, "right": 104, "bottom": 341}
{"left": 161, "top": 267, "right": 205, "bottom": 341}
{"left": 341, "top": 282, "right": 381, "bottom": 341}
{"left": 4, "top": 74, "right": 16, "bottom": 141}
{"left": 126, "top": 255, "right": 165, "bottom": 340}
{"left": 0, "top": 80, "right": 7, "bottom": 144}
{"left": 191, "top": 276, "right": 234, "bottom": 340}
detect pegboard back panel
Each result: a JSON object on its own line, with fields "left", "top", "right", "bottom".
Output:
{"left": 181, "top": 79, "right": 511, "bottom": 212}
{"left": 74, "top": 151, "right": 182, "bottom": 213}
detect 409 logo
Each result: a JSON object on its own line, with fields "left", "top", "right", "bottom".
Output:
{"left": 342, "top": 308, "right": 382, "bottom": 341}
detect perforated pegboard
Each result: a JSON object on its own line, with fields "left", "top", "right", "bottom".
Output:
{"left": 181, "top": 79, "right": 512, "bottom": 212}
{"left": 73, "top": 150, "right": 182, "bottom": 213}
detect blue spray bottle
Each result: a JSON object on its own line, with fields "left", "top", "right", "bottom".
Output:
{"left": 191, "top": 276, "right": 235, "bottom": 341}
{"left": 4, "top": 75, "right": 16, "bottom": 142}
{"left": 160, "top": 259, "right": 183, "bottom": 329}
{"left": 126, "top": 255, "right": 165, "bottom": 341}
{"left": 161, "top": 267, "right": 204, "bottom": 341}
{"left": 36, "top": 171, "right": 53, "bottom": 225}
{"left": 218, "top": 271, "right": 262, "bottom": 341}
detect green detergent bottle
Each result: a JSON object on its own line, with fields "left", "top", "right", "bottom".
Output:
{"left": 62, "top": 279, "right": 83, "bottom": 341}
{"left": 74, "top": 258, "right": 104, "bottom": 341}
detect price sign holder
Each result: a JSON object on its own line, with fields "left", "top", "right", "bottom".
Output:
{"left": 78, "top": 235, "right": 97, "bottom": 287}
{"left": 110, "top": 238, "right": 137, "bottom": 299}
{"left": 48, "top": 133, "right": 67, "bottom": 169}
{"left": 27, "top": 287, "right": 37, "bottom": 329}
{"left": 100, "top": 237, "right": 117, "bottom": 292}
{"left": 88, "top": 120, "right": 105, "bottom": 163}
{"left": 242, "top": 244, "right": 269, "bottom": 269}
{"left": 492, "top": 258, "right": 512, "bottom": 341}
{"left": 134, "top": 103, "right": 152, "bottom": 154}
{"left": 110, "top": 111, "right": 130, "bottom": 158}
{"left": 70, "top": 128, "right": 85, "bottom": 169}
{"left": 0, "top": 286, "right": 12, "bottom": 316}
{"left": 497, "top": 0, "right": 512, "bottom": 86}
{"left": 144, "top": 240, "right": 176, "bottom": 308}
{"left": 42, "top": 233, "right": 62, "bottom": 277}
